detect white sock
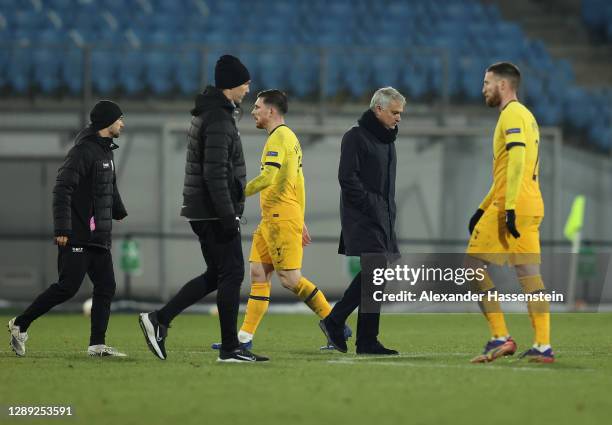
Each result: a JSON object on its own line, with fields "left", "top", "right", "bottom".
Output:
{"left": 533, "top": 344, "right": 551, "bottom": 352}
{"left": 238, "top": 330, "right": 253, "bottom": 344}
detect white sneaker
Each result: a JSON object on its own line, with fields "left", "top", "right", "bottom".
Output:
{"left": 87, "top": 344, "right": 127, "bottom": 357}
{"left": 8, "top": 317, "right": 28, "bottom": 357}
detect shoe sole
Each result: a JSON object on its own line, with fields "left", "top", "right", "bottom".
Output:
{"left": 8, "top": 318, "right": 25, "bottom": 357}
{"left": 87, "top": 351, "right": 128, "bottom": 357}
{"left": 216, "top": 358, "right": 256, "bottom": 363}
{"left": 470, "top": 341, "right": 517, "bottom": 364}
{"left": 138, "top": 314, "right": 166, "bottom": 360}
{"left": 318, "top": 321, "right": 347, "bottom": 353}
{"left": 525, "top": 355, "right": 555, "bottom": 364}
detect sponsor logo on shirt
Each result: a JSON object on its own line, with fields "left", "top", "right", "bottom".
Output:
{"left": 266, "top": 151, "right": 279, "bottom": 157}
{"left": 505, "top": 128, "right": 521, "bottom": 135}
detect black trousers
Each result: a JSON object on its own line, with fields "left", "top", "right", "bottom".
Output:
{"left": 157, "top": 220, "right": 243, "bottom": 352}
{"left": 328, "top": 256, "right": 386, "bottom": 348}
{"left": 15, "top": 245, "right": 116, "bottom": 346}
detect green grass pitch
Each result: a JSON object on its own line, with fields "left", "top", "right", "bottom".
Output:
{"left": 1, "top": 313, "right": 611, "bottom": 425}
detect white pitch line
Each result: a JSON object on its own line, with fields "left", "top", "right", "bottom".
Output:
{"left": 327, "top": 358, "right": 595, "bottom": 372}
{"left": 338, "top": 352, "right": 472, "bottom": 360}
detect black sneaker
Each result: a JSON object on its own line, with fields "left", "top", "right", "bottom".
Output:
{"left": 217, "top": 348, "right": 269, "bottom": 363}
{"left": 356, "top": 341, "right": 399, "bottom": 355}
{"left": 319, "top": 317, "right": 347, "bottom": 353}
{"left": 139, "top": 312, "right": 168, "bottom": 360}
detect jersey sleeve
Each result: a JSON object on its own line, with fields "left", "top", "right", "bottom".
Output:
{"left": 501, "top": 109, "right": 526, "bottom": 150}
{"left": 262, "top": 133, "right": 286, "bottom": 170}
{"left": 501, "top": 109, "right": 527, "bottom": 210}
{"left": 478, "top": 183, "right": 494, "bottom": 210}
{"left": 296, "top": 164, "right": 306, "bottom": 216}
{"left": 244, "top": 134, "right": 286, "bottom": 196}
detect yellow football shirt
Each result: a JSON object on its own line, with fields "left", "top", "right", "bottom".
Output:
{"left": 254, "top": 125, "right": 304, "bottom": 220}
{"left": 489, "top": 100, "right": 544, "bottom": 216}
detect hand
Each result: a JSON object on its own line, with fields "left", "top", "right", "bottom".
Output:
{"left": 505, "top": 209, "right": 521, "bottom": 238}
{"left": 220, "top": 215, "right": 240, "bottom": 238}
{"left": 468, "top": 209, "right": 484, "bottom": 235}
{"left": 302, "top": 223, "right": 312, "bottom": 247}
{"left": 55, "top": 236, "right": 68, "bottom": 246}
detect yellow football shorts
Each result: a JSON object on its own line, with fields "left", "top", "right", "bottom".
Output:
{"left": 249, "top": 218, "right": 304, "bottom": 270}
{"left": 466, "top": 207, "right": 542, "bottom": 265}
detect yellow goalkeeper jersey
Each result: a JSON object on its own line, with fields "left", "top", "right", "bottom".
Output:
{"left": 248, "top": 125, "right": 305, "bottom": 221}
{"left": 486, "top": 100, "right": 544, "bottom": 216}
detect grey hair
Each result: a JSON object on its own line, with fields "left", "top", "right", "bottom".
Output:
{"left": 369, "top": 87, "right": 406, "bottom": 110}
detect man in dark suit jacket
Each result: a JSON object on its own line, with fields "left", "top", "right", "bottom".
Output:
{"left": 320, "top": 87, "right": 405, "bottom": 355}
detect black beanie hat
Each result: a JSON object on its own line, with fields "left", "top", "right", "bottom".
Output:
{"left": 215, "top": 55, "right": 250, "bottom": 89}
{"left": 90, "top": 100, "right": 123, "bottom": 131}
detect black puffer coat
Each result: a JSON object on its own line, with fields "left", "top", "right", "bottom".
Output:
{"left": 338, "top": 109, "right": 399, "bottom": 255}
{"left": 53, "top": 126, "right": 127, "bottom": 249}
{"left": 180, "top": 86, "right": 247, "bottom": 219}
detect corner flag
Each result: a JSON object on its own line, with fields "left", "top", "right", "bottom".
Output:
{"left": 564, "top": 195, "right": 586, "bottom": 241}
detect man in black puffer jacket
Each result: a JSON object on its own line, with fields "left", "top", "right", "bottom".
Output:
{"left": 8, "top": 100, "right": 128, "bottom": 358}
{"left": 140, "top": 55, "right": 268, "bottom": 363}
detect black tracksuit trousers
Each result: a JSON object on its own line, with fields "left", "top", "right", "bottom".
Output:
{"left": 15, "top": 245, "right": 116, "bottom": 346}
{"left": 156, "top": 220, "right": 243, "bottom": 352}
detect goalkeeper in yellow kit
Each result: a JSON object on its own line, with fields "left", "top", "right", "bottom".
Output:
{"left": 213, "top": 90, "right": 350, "bottom": 351}
{"left": 466, "top": 62, "right": 553, "bottom": 363}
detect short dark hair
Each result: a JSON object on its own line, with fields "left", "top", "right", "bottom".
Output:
{"left": 487, "top": 62, "right": 521, "bottom": 89}
{"left": 257, "top": 89, "right": 288, "bottom": 115}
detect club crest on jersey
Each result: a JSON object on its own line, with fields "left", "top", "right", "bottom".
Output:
{"left": 266, "top": 151, "right": 279, "bottom": 157}
{"left": 505, "top": 128, "right": 521, "bottom": 135}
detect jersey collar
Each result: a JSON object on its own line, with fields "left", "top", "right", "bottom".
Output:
{"left": 269, "top": 124, "right": 287, "bottom": 135}
{"left": 501, "top": 99, "right": 518, "bottom": 111}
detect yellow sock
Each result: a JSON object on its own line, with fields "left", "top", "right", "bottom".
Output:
{"left": 519, "top": 275, "right": 550, "bottom": 346}
{"left": 240, "top": 282, "right": 271, "bottom": 336}
{"left": 472, "top": 270, "right": 509, "bottom": 338}
{"left": 294, "top": 277, "right": 332, "bottom": 319}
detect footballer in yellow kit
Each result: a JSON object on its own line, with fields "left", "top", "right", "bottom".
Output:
{"left": 466, "top": 62, "right": 554, "bottom": 364}
{"left": 467, "top": 94, "right": 544, "bottom": 265}
{"left": 248, "top": 121, "right": 305, "bottom": 270}
{"left": 226, "top": 90, "right": 349, "bottom": 350}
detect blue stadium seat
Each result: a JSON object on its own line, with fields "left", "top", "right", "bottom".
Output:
{"left": 288, "top": 50, "right": 319, "bottom": 97}
{"left": 563, "top": 87, "right": 592, "bottom": 130}
{"left": 175, "top": 50, "right": 201, "bottom": 95}
{"left": 33, "top": 47, "right": 62, "bottom": 93}
{"left": 118, "top": 49, "right": 145, "bottom": 95}
{"left": 589, "top": 124, "right": 611, "bottom": 150}
{"left": 257, "top": 51, "right": 289, "bottom": 91}
{"left": 401, "top": 58, "right": 427, "bottom": 100}
{"left": 7, "top": 47, "right": 31, "bottom": 94}
{"left": 346, "top": 53, "right": 373, "bottom": 98}
{"left": 61, "top": 48, "right": 83, "bottom": 94}
{"left": 460, "top": 57, "right": 487, "bottom": 101}
{"left": 0, "top": 44, "right": 9, "bottom": 89}
{"left": 91, "top": 49, "right": 117, "bottom": 94}
{"left": 322, "top": 53, "right": 344, "bottom": 97}
{"left": 376, "top": 51, "right": 406, "bottom": 90}
{"left": 144, "top": 50, "right": 175, "bottom": 95}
